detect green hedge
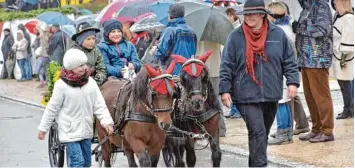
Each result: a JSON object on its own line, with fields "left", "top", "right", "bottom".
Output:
{"left": 0, "top": 8, "right": 76, "bottom": 22}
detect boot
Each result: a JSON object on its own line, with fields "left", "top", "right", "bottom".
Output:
{"left": 287, "top": 127, "right": 293, "bottom": 141}
{"left": 336, "top": 111, "right": 351, "bottom": 119}
{"left": 268, "top": 129, "right": 293, "bottom": 145}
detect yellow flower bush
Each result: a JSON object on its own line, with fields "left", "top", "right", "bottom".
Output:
{"left": 41, "top": 61, "right": 61, "bottom": 106}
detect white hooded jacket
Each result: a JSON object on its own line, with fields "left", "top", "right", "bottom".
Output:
{"left": 12, "top": 30, "right": 28, "bottom": 60}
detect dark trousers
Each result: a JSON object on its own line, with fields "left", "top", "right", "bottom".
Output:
{"left": 302, "top": 68, "right": 334, "bottom": 135}
{"left": 337, "top": 80, "right": 354, "bottom": 115}
{"left": 236, "top": 102, "right": 278, "bottom": 167}
{"left": 288, "top": 95, "right": 309, "bottom": 129}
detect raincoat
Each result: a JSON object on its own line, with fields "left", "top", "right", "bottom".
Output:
{"left": 1, "top": 33, "right": 14, "bottom": 61}
{"left": 295, "top": 0, "right": 333, "bottom": 68}
{"left": 330, "top": 13, "right": 354, "bottom": 80}
{"left": 219, "top": 21, "right": 299, "bottom": 103}
{"left": 72, "top": 43, "right": 107, "bottom": 85}
{"left": 154, "top": 17, "right": 197, "bottom": 76}
{"left": 97, "top": 35, "right": 141, "bottom": 78}
{"left": 48, "top": 30, "right": 66, "bottom": 65}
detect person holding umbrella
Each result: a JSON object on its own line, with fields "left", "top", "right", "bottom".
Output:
{"left": 152, "top": 3, "right": 197, "bottom": 76}
{"left": 219, "top": 0, "right": 299, "bottom": 166}
{"left": 48, "top": 23, "right": 66, "bottom": 65}
{"left": 71, "top": 22, "right": 107, "bottom": 86}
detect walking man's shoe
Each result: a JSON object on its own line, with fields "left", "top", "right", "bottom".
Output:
{"left": 293, "top": 127, "right": 310, "bottom": 135}
{"left": 309, "top": 133, "right": 335, "bottom": 143}
{"left": 336, "top": 111, "right": 351, "bottom": 119}
{"left": 299, "top": 131, "right": 320, "bottom": 141}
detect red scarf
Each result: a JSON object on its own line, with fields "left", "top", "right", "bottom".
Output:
{"left": 60, "top": 68, "right": 91, "bottom": 87}
{"left": 242, "top": 19, "right": 268, "bottom": 86}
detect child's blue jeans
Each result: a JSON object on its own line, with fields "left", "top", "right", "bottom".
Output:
{"left": 276, "top": 103, "right": 291, "bottom": 129}
{"left": 230, "top": 104, "right": 241, "bottom": 116}
{"left": 65, "top": 139, "right": 92, "bottom": 167}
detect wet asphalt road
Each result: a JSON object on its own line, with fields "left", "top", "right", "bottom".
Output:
{"left": 0, "top": 99, "right": 281, "bottom": 167}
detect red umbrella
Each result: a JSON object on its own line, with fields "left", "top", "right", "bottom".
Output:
{"left": 25, "top": 20, "right": 38, "bottom": 35}
{"left": 96, "top": 0, "right": 157, "bottom": 23}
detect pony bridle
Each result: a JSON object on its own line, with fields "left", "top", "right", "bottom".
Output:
{"left": 143, "top": 73, "right": 174, "bottom": 116}
{"left": 182, "top": 59, "right": 209, "bottom": 102}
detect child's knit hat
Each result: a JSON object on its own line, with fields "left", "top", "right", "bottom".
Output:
{"left": 63, "top": 49, "right": 88, "bottom": 70}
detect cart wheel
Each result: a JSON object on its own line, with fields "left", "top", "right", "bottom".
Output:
{"left": 48, "top": 123, "right": 65, "bottom": 167}
{"left": 162, "top": 144, "right": 175, "bottom": 167}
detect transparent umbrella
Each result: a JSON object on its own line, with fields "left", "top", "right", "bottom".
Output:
{"left": 179, "top": 0, "right": 234, "bottom": 45}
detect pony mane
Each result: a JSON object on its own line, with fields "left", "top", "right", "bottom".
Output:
{"left": 116, "top": 68, "right": 149, "bottom": 113}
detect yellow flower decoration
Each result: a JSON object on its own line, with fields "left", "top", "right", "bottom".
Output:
{"left": 54, "top": 70, "right": 61, "bottom": 83}
{"left": 41, "top": 61, "right": 61, "bottom": 106}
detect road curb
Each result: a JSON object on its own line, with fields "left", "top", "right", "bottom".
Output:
{"left": 195, "top": 142, "right": 315, "bottom": 167}
{"left": 1, "top": 94, "right": 315, "bottom": 167}
{"left": 217, "top": 143, "right": 315, "bottom": 167}
{"left": 0, "top": 94, "right": 45, "bottom": 110}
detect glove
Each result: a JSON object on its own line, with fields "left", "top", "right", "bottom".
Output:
{"left": 292, "top": 21, "right": 298, "bottom": 34}
{"left": 340, "top": 53, "right": 348, "bottom": 69}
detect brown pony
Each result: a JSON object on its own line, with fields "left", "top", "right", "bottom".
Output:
{"left": 165, "top": 51, "right": 222, "bottom": 167}
{"left": 96, "top": 62, "right": 177, "bottom": 167}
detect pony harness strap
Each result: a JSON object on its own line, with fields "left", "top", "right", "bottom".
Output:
{"left": 182, "top": 59, "right": 206, "bottom": 77}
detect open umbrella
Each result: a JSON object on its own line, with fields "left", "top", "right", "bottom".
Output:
{"left": 80, "top": 9, "right": 93, "bottom": 15}
{"left": 96, "top": 0, "right": 157, "bottom": 23}
{"left": 24, "top": 0, "right": 39, "bottom": 5}
{"left": 36, "top": 12, "right": 75, "bottom": 25}
{"left": 130, "top": 13, "right": 166, "bottom": 33}
{"left": 25, "top": 20, "right": 38, "bottom": 35}
{"left": 179, "top": 1, "right": 234, "bottom": 45}
{"left": 61, "top": 25, "right": 76, "bottom": 38}
{"left": 117, "top": 0, "right": 174, "bottom": 25}
{"left": 76, "top": 14, "right": 99, "bottom": 27}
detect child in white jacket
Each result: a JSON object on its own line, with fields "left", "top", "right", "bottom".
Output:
{"left": 37, "top": 49, "right": 114, "bottom": 167}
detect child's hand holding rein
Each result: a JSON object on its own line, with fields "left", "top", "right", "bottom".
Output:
{"left": 104, "top": 125, "right": 114, "bottom": 135}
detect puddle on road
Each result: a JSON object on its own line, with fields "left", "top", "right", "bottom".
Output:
{"left": 0, "top": 116, "right": 34, "bottom": 120}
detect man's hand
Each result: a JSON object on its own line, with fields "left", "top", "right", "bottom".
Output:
{"left": 38, "top": 131, "right": 46, "bottom": 140}
{"left": 287, "top": 85, "right": 298, "bottom": 98}
{"left": 221, "top": 93, "right": 232, "bottom": 108}
{"left": 149, "top": 46, "right": 157, "bottom": 56}
{"left": 128, "top": 63, "right": 135, "bottom": 70}
{"left": 104, "top": 125, "right": 114, "bottom": 135}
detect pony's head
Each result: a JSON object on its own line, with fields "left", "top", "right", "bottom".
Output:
{"left": 134, "top": 60, "right": 177, "bottom": 131}
{"left": 172, "top": 50, "right": 213, "bottom": 112}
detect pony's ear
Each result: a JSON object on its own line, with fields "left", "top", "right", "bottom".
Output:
{"left": 144, "top": 64, "right": 160, "bottom": 77}
{"left": 197, "top": 50, "right": 213, "bottom": 63}
{"left": 166, "top": 59, "right": 177, "bottom": 74}
{"left": 171, "top": 54, "right": 187, "bottom": 64}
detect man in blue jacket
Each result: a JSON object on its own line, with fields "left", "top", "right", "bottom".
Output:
{"left": 98, "top": 19, "right": 141, "bottom": 79}
{"left": 219, "top": 0, "right": 299, "bottom": 166}
{"left": 153, "top": 4, "right": 197, "bottom": 76}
